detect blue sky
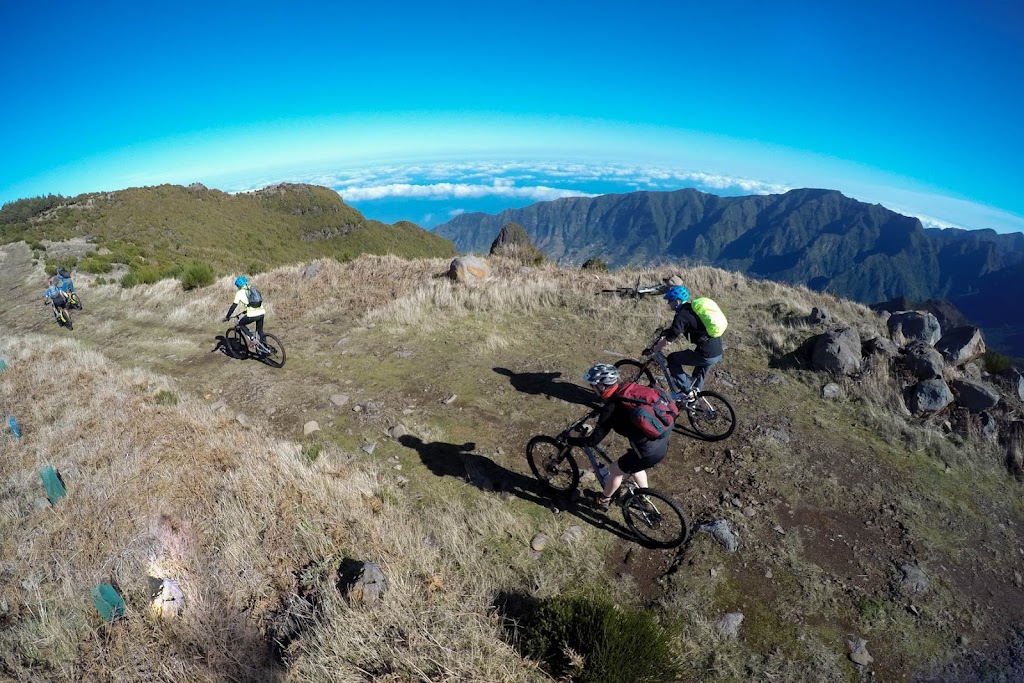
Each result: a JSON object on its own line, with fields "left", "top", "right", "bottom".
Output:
{"left": 2, "top": 1, "right": 1022, "bottom": 233}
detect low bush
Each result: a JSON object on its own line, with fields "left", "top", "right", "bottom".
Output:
{"left": 582, "top": 258, "right": 608, "bottom": 271}
{"left": 518, "top": 595, "right": 681, "bottom": 683}
{"left": 180, "top": 261, "right": 215, "bottom": 290}
{"left": 984, "top": 350, "right": 1013, "bottom": 374}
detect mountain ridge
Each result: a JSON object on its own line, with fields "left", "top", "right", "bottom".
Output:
{"left": 434, "top": 188, "right": 1024, "bottom": 356}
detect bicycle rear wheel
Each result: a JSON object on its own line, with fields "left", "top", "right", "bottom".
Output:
{"left": 260, "top": 333, "right": 286, "bottom": 368}
{"left": 622, "top": 487, "right": 689, "bottom": 548}
{"left": 526, "top": 435, "right": 580, "bottom": 493}
{"left": 614, "top": 359, "right": 657, "bottom": 388}
{"left": 686, "top": 390, "right": 736, "bottom": 441}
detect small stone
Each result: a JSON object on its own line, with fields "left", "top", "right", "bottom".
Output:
{"left": 764, "top": 568, "right": 773, "bottom": 579}
{"left": 210, "top": 399, "right": 227, "bottom": 412}
{"left": 442, "top": 394, "right": 458, "bottom": 405}
{"left": 717, "top": 612, "right": 744, "bottom": 638}
{"left": 822, "top": 382, "right": 842, "bottom": 399}
{"left": 531, "top": 534, "right": 548, "bottom": 552}
{"left": 402, "top": 408, "right": 415, "bottom": 415}
{"left": 742, "top": 506, "right": 756, "bottom": 517}
{"left": 559, "top": 526, "right": 584, "bottom": 544}
{"left": 393, "top": 464, "right": 402, "bottom": 471}
{"left": 847, "top": 637, "right": 874, "bottom": 666}
{"left": 236, "top": 413, "right": 250, "bottom": 428}
{"left": 303, "top": 420, "right": 320, "bottom": 436}
{"left": 360, "top": 442, "right": 377, "bottom": 455}
{"left": 330, "top": 393, "right": 349, "bottom": 407}
{"left": 388, "top": 424, "right": 408, "bottom": 439}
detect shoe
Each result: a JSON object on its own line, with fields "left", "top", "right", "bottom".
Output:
{"left": 595, "top": 495, "right": 613, "bottom": 511}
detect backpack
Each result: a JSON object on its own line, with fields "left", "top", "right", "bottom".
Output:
{"left": 245, "top": 286, "right": 263, "bottom": 307}
{"left": 57, "top": 268, "right": 71, "bottom": 280}
{"left": 617, "top": 383, "right": 679, "bottom": 439}
{"left": 690, "top": 297, "right": 728, "bottom": 338}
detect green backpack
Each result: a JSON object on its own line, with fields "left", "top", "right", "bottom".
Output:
{"left": 691, "top": 298, "right": 728, "bottom": 338}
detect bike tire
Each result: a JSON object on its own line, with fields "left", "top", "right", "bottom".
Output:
{"left": 613, "top": 358, "right": 658, "bottom": 388}
{"left": 261, "top": 333, "right": 286, "bottom": 368}
{"left": 686, "top": 390, "right": 736, "bottom": 441}
{"left": 622, "top": 487, "right": 690, "bottom": 548}
{"left": 526, "top": 435, "right": 580, "bottom": 493}
{"left": 225, "top": 327, "right": 248, "bottom": 359}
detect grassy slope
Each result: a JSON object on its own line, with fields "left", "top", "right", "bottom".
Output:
{"left": 0, "top": 183, "right": 456, "bottom": 281}
{"left": 1, "top": 242, "right": 1023, "bottom": 682}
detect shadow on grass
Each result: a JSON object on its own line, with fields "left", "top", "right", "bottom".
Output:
{"left": 397, "top": 435, "right": 640, "bottom": 546}
{"left": 493, "top": 367, "right": 598, "bottom": 407}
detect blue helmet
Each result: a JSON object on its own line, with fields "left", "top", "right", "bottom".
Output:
{"left": 234, "top": 276, "right": 248, "bottom": 288}
{"left": 663, "top": 285, "right": 690, "bottom": 303}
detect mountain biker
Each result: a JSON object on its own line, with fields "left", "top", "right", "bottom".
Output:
{"left": 54, "top": 267, "right": 75, "bottom": 295}
{"left": 646, "top": 285, "right": 723, "bottom": 402}
{"left": 43, "top": 279, "right": 70, "bottom": 322}
{"left": 565, "top": 363, "right": 671, "bottom": 510}
{"left": 222, "top": 276, "right": 266, "bottom": 351}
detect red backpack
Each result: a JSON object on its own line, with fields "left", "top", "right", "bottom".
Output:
{"left": 617, "top": 383, "right": 679, "bottom": 439}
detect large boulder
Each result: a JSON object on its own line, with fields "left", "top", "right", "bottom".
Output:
{"left": 996, "top": 369, "right": 1024, "bottom": 403}
{"left": 811, "top": 327, "right": 862, "bottom": 376}
{"left": 448, "top": 256, "right": 491, "bottom": 282}
{"left": 887, "top": 311, "right": 941, "bottom": 346}
{"left": 899, "top": 341, "right": 945, "bottom": 381}
{"left": 489, "top": 222, "right": 542, "bottom": 263}
{"left": 863, "top": 336, "right": 899, "bottom": 358}
{"left": 950, "top": 379, "right": 1000, "bottom": 413}
{"left": 935, "top": 326, "right": 986, "bottom": 366}
{"left": 904, "top": 379, "right": 953, "bottom": 416}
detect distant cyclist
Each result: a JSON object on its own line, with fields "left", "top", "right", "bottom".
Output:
{"left": 222, "top": 276, "right": 266, "bottom": 351}
{"left": 43, "top": 278, "right": 70, "bottom": 322}
{"left": 54, "top": 267, "right": 75, "bottom": 294}
{"left": 647, "top": 285, "right": 723, "bottom": 402}
{"left": 566, "top": 363, "right": 672, "bottom": 510}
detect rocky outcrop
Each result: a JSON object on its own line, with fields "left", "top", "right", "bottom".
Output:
{"left": 448, "top": 256, "right": 491, "bottom": 282}
{"left": 899, "top": 341, "right": 944, "bottom": 381}
{"left": 935, "top": 326, "right": 986, "bottom": 366}
{"left": 950, "top": 379, "right": 1000, "bottom": 413}
{"left": 811, "top": 327, "right": 862, "bottom": 376}
{"left": 905, "top": 380, "right": 953, "bottom": 416}
{"left": 887, "top": 311, "right": 942, "bottom": 346}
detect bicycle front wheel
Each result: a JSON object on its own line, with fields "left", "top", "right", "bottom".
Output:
{"left": 261, "top": 333, "right": 286, "bottom": 368}
{"left": 686, "top": 390, "right": 736, "bottom": 441}
{"left": 622, "top": 488, "right": 690, "bottom": 548}
{"left": 614, "top": 359, "right": 657, "bottom": 388}
{"left": 526, "top": 435, "right": 580, "bottom": 493}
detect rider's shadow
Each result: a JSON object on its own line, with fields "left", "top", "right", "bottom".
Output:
{"left": 493, "top": 367, "right": 598, "bottom": 408}
{"left": 212, "top": 335, "right": 247, "bottom": 359}
{"left": 397, "top": 435, "right": 638, "bottom": 544}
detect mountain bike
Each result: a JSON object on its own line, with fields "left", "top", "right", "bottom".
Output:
{"left": 67, "top": 291, "right": 82, "bottom": 310}
{"left": 526, "top": 414, "right": 690, "bottom": 548}
{"left": 50, "top": 304, "right": 73, "bottom": 330}
{"left": 614, "top": 351, "right": 736, "bottom": 441}
{"left": 225, "top": 315, "right": 286, "bottom": 368}
{"left": 600, "top": 274, "right": 666, "bottom": 299}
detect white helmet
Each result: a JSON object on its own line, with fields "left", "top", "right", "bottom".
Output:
{"left": 582, "top": 363, "right": 620, "bottom": 387}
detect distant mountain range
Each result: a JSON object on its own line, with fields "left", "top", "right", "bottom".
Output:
{"left": 434, "top": 188, "right": 1024, "bottom": 357}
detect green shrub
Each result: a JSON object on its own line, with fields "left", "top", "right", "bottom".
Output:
{"left": 984, "top": 350, "right": 1012, "bottom": 374}
{"left": 79, "top": 255, "right": 113, "bottom": 273}
{"left": 154, "top": 390, "right": 178, "bottom": 406}
{"left": 519, "top": 595, "right": 681, "bottom": 683}
{"left": 581, "top": 258, "right": 608, "bottom": 271}
{"left": 27, "top": 241, "right": 45, "bottom": 252}
{"left": 120, "top": 262, "right": 181, "bottom": 288}
{"left": 302, "top": 443, "right": 323, "bottom": 464}
{"left": 180, "top": 261, "right": 215, "bottom": 290}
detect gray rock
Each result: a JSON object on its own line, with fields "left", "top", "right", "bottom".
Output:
{"left": 808, "top": 306, "right": 832, "bottom": 324}
{"left": 559, "top": 526, "right": 584, "bottom": 544}
{"left": 360, "top": 442, "right": 377, "bottom": 455}
{"left": 950, "top": 379, "right": 1000, "bottom": 413}
{"left": 935, "top": 326, "right": 986, "bottom": 366}
{"left": 448, "top": 256, "right": 491, "bottom": 282}
{"left": 442, "top": 394, "right": 458, "bottom": 405}
{"left": 822, "top": 382, "right": 842, "bottom": 399}
{"left": 888, "top": 311, "right": 941, "bottom": 346}
{"left": 531, "top": 534, "right": 548, "bottom": 551}
{"left": 698, "top": 519, "right": 740, "bottom": 552}
{"left": 235, "top": 413, "right": 251, "bottom": 428}
{"left": 899, "top": 564, "right": 929, "bottom": 594}
{"left": 765, "top": 373, "right": 787, "bottom": 385}
{"left": 302, "top": 263, "right": 322, "bottom": 280}
{"left": 330, "top": 393, "right": 349, "bottom": 407}
{"left": 904, "top": 380, "right": 954, "bottom": 416}
{"left": 963, "top": 362, "right": 983, "bottom": 381}
{"left": 811, "top": 326, "right": 862, "bottom": 376}
{"left": 717, "top": 612, "right": 744, "bottom": 638}
{"left": 303, "top": 420, "right": 320, "bottom": 436}
{"left": 340, "top": 561, "right": 387, "bottom": 606}
{"left": 900, "top": 341, "right": 944, "bottom": 381}
{"left": 847, "top": 637, "right": 874, "bottom": 666}
{"left": 388, "top": 424, "right": 408, "bottom": 439}
{"left": 863, "top": 336, "right": 899, "bottom": 357}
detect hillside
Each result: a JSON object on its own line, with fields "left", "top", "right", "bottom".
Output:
{"left": 433, "top": 188, "right": 1024, "bottom": 358}
{"left": 2, "top": 241, "right": 1024, "bottom": 682}
{"left": 0, "top": 182, "right": 456, "bottom": 284}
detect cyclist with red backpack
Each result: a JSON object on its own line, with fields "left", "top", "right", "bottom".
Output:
{"left": 647, "top": 285, "right": 725, "bottom": 402}
{"left": 222, "top": 276, "right": 266, "bottom": 351}
{"left": 566, "top": 364, "right": 676, "bottom": 510}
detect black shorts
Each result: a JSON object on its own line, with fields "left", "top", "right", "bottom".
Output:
{"left": 618, "top": 433, "right": 670, "bottom": 474}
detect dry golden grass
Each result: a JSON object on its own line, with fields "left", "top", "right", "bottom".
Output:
{"left": 4, "top": 244, "right": 1022, "bottom": 683}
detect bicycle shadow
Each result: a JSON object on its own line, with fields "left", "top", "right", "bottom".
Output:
{"left": 397, "top": 435, "right": 639, "bottom": 545}
{"left": 211, "top": 334, "right": 247, "bottom": 359}
{"left": 493, "top": 367, "right": 598, "bottom": 408}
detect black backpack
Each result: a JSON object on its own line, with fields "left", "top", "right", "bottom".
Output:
{"left": 246, "top": 286, "right": 263, "bottom": 307}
